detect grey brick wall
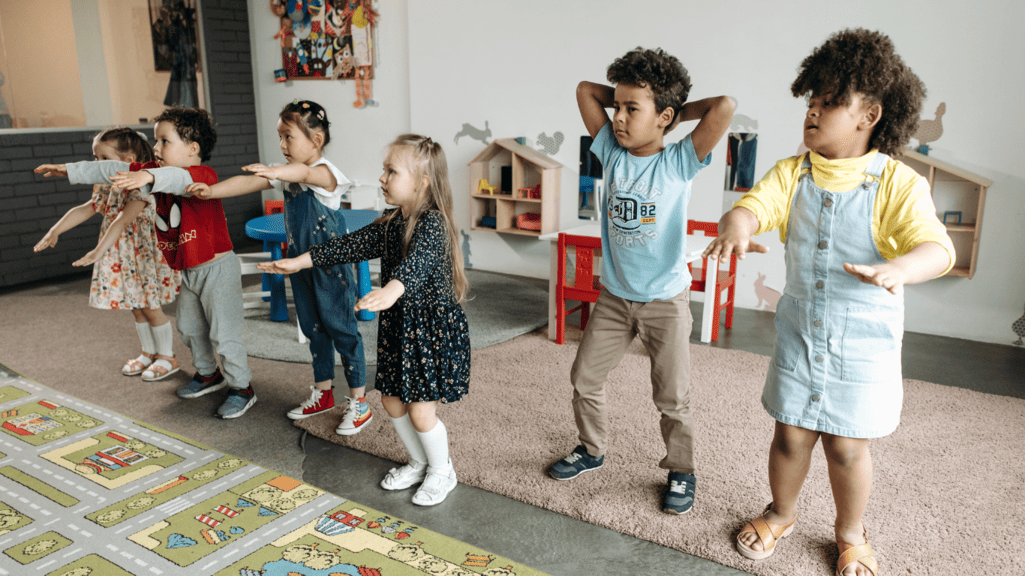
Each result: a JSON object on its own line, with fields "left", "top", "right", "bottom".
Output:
{"left": 0, "top": 0, "right": 262, "bottom": 289}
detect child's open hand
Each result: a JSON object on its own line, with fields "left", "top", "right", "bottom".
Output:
{"left": 34, "top": 164, "right": 68, "bottom": 178}
{"left": 185, "top": 182, "right": 213, "bottom": 198}
{"left": 355, "top": 280, "right": 406, "bottom": 312}
{"left": 703, "top": 231, "right": 769, "bottom": 261}
{"left": 844, "top": 262, "right": 906, "bottom": 295}
{"left": 72, "top": 247, "right": 104, "bottom": 267}
{"left": 111, "top": 170, "right": 154, "bottom": 191}
{"left": 242, "top": 163, "right": 281, "bottom": 181}
{"left": 256, "top": 253, "right": 312, "bottom": 275}
{"left": 34, "top": 230, "right": 58, "bottom": 252}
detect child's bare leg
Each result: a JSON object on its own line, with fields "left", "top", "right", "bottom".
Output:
{"left": 821, "top": 434, "right": 874, "bottom": 575}
{"left": 407, "top": 401, "right": 438, "bottom": 433}
{"left": 381, "top": 395, "right": 407, "bottom": 418}
{"left": 739, "top": 422, "right": 819, "bottom": 551}
{"left": 139, "top": 306, "right": 169, "bottom": 327}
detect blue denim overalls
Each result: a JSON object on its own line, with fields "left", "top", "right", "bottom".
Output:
{"left": 762, "top": 152, "right": 904, "bottom": 439}
{"left": 283, "top": 174, "right": 366, "bottom": 389}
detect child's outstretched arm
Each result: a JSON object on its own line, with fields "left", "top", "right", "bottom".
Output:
{"left": 186, "top": 174, "right": 272, "bottom": 199}
{"left": 844, "top": 241, "right": 951, "bottom": 295}
{"left": 72, "top": 199, "right": 148, "bottom": 267}
{"left": 703, "top": 206, "right": 770, "bottom": 261}
{"left": 577, "top": 81, "right": 614, "bottom": 139}
{"left": 256, "top": 252, "right": 312, "bottom": 275}
{"left": 354, "top": 280, "right": 405, "bottom": 312}
{"left": 675, "top": 96, "right": 736, "bottom": 162}
{"left": 34, "top": 200, "right": 97, "bottom": 252}
{"left": 243, "top": 163, "right": 338, "bottom": 191}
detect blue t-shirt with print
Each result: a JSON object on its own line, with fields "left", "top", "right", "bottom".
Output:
{"left": 591, "top": 122, "right": 710, "bottom": 302}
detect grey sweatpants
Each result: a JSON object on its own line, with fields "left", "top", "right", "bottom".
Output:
{"left": 175, "top": 252, "right": 251, "bottom": 390}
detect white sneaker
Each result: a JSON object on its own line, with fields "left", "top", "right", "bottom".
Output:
{"left": 335, "top": 396, "right": 372, "bottom": 435}
{"left": 380, "top": 460, "right": 427, "bottom": 490}
{"left": 411, "top": 463, "right": 457, "bottom": 506}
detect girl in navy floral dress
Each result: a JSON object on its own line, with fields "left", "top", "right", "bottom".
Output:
{"left": 260, "top": 134, "right": 470, "bottom": 506}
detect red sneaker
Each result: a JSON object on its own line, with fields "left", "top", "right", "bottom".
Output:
{"left": 287, "top": 386, "right": 334, "bottom": 420}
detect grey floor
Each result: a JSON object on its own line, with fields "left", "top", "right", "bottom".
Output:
{"left": 298, "top": 277, "right": 1025, "bottom": 576}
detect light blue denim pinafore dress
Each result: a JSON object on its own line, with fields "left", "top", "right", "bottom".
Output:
{"left": 762, "top": 152, "right": 904, "bottom": 439}
{"left": 282, "top": 166, "right": 366, "bottom": 389}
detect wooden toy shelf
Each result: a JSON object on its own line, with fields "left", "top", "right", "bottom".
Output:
{"left": 468, "top": 139, "right": 562, "bottom": 237}
{"left": 902, "top": 149, "right": 992, "bottom": 279}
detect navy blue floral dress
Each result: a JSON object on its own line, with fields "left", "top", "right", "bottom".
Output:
{"left": 309, "top": 209, "right": 470, "bottom": 404}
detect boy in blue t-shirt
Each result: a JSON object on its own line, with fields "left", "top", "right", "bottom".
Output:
{"left": 547, "top": 47, "right": 734, "bottom": 515}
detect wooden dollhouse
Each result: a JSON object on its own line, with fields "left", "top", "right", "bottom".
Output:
{"left": 468, "top": 139, "right": 562, "bottom": 236}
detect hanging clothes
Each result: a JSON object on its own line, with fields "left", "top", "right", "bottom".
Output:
{"left": 727, "top": 133, "right": 758, "bottom": 191}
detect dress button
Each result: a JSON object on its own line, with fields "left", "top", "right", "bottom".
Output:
{"left": 818, "top": 240, "right": 828, "bottom": 249}
{"left": 815, "top": 355, "right": 824, "bottom": 362}
{"left": 814, "top": 320, "right": 823, "bottom": 327}
{"left": 812, "top": 394, "right": 821, "bottom": 402}
{"left": 824, "top": 198, "right": 833, "bottom": 207}
{"left": 816, "top": 280, "right": 824, "bottom": 289}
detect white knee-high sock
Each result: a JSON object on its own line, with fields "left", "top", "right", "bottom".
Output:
{"left": 152, "top": 321, "right": 174, "bottom": 357}
{"left": 135, "top": 322, "right": 156, "bottom": 355}
{"left": 416, "top": 419, "right": 452, "bottom": 471}
{"left": 390, "top": 414, "right": 427, "bottom": 466}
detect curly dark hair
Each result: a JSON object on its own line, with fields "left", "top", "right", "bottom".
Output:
{"left": 607, "top": 47, "right": 691, "bottom": 118}
{"left": 279, "top": 100, "right": 331, "bottom": 147}
{"left": 791, "top": 29, "right": 925, "bottom": 156}
{"left": 152, "top": 107, "right": 217, "bottom": 162}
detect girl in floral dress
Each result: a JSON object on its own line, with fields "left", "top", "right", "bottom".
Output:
{"left": 260, "top": 134, "right": 470, "bottom": 506}
{"left": 35, "top": 128, "right": 181, "bottom": 381}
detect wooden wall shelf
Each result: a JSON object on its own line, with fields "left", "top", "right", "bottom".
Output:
{"left": 902, "top": 149, "right": 992, "bottom": 279}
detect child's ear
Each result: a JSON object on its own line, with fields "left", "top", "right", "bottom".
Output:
{"left": 312, "top": 131, "right": 325, "bottom": 148}
{"left": 188, "top": 141, "right": 201, "bottom": 158}
{"left": 860, "top": 102, "right": 883, "bottom": 131}
{"left": 124, "top": 152, "right": 136, "bottom": 163}
{"left": 658, "top": 106, "right": 675, "bottom": 128}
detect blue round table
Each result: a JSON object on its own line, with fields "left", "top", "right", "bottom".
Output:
{"left": 244, "top": 210, "right": 378, "bottom": 322}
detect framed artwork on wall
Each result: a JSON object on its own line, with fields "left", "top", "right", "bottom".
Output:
{"left": 272, "top": 0, "right": 377, "bottom": 82}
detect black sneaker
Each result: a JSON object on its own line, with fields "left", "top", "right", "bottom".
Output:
{"left": 548, "top": 445, "right": 604, "bottom": 480}
{"left": 176, "top": 369, "right": 227, "bottom": 399}
{"left": 663, "top": 471, "right": 696, "bottom": 514}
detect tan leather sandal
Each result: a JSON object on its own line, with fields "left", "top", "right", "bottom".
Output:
{"left": 836, "top": 525, "right": 878, "bottom": 576}
{"left": 736, "top": 503, "right": 796, "bottom": 560}
{"left": 141, "top": 355, "right": 179, "bottom": 382}
{"left": 123, "top": 353, "right": 155, "bottom": 376}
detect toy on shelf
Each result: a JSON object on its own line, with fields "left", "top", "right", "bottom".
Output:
{"left": 480, "top": 216, "right": 497, "bottom": 229}
{"left": 274, "top": 69, "right": 288, "bottom": 82}
{"left": 517, "top": 185, "right": 541, "bottom": 199}
{"left": 516, "top": 213, "right": 542, "bottom": 231}
{"left": 942, "top": 211, "right": 962, "bottom": 225}
{"left": 477, "top": 179, "right": 497, "bottom": 195}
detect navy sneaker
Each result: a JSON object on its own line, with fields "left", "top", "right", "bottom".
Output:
{"left": 663, "top": 471, "right": 696, "bottom": 515}
{"left": 177, "top": 369, "right": 227, "bottom": 399}
{"left": 217, "top": 387, "right": 257, "bottom": 419}
{"left": 548, "top": 445, "right": 604, "bottom": 480}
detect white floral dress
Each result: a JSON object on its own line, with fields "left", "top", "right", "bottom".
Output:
{"left": 88, "top": 184, "right": 180, "bottom": 310}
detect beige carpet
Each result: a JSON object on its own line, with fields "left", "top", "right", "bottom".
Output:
{"left": 295, "top": 327, "right": 1025, "bottom": 576}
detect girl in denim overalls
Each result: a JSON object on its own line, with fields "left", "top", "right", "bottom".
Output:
{"left": 188, "top": 101, "right": 369, "bottom": 435}
{"left": 706, "top": 30, "right": 955, "bottom": 576}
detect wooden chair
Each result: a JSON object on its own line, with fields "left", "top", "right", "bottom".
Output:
{"left": 687, "top": 220, "right": 737, "bottom": 341}
{"left": 556, "top": 233, "right": 603, "bottom": 345}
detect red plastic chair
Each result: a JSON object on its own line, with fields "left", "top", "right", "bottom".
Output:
{"left": 556, "top": 233, "right": 603, "bottom": 345}
{"left": 687, "top": 220, "right": 737, "bottom": 341}
{"left": 264, "top": 200, "right": 286, "bottom": 254}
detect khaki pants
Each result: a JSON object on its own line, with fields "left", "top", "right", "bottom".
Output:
{"left": 570, "top": 288, "right": 694, "bottom": 473}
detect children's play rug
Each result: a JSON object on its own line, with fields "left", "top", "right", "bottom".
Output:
{"left": 0, "top": 363, "right": 545, "bottom": 576}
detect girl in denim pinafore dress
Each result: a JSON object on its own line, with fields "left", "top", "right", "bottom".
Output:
{"left": 186, "top": 101, "right": 370, "bottom": 435}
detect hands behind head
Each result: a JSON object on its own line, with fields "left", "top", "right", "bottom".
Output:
{"left": 34, "top": 164, "right": 68, "bottom": 178}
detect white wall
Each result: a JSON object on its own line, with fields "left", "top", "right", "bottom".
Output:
{"left": 246, "top": 0, "right": 410, "bottom": 193}
{"left": 247, "top": 0, "right": 1025, "bottom": 345}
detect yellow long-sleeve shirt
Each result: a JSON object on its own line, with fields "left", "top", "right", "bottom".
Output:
{"left": 734, "top": 150, "right": 955, "bottom": 274}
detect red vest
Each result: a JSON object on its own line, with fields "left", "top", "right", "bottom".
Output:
{"left": 131, "top": 162, "right": 233, "bottom": 271}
